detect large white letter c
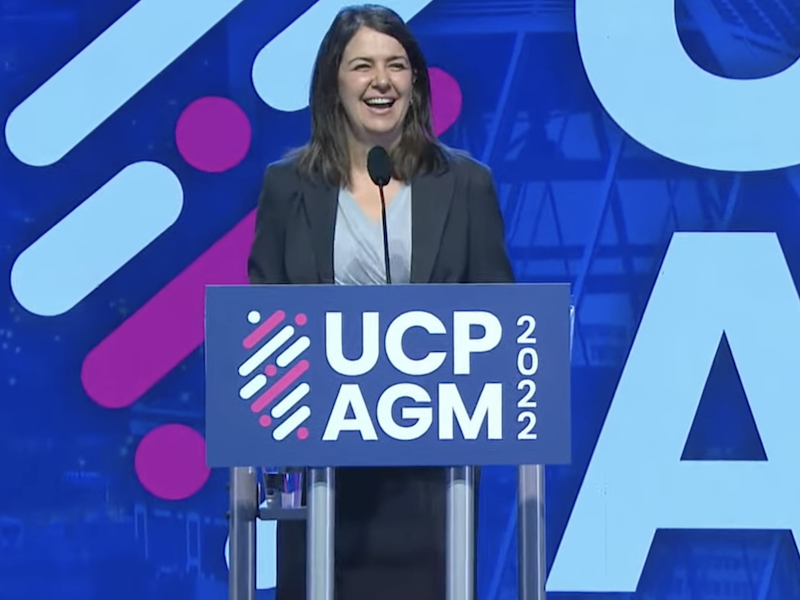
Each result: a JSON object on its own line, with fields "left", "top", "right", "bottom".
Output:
{"left": 576, "top": 0, "right": 800, "bottom": 172}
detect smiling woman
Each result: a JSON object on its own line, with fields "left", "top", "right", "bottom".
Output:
{"left": 290, "top": 1, "right": 447, "bottom": 195}
{"left": 246, "top": 4, "right": 515, "bottom": 600}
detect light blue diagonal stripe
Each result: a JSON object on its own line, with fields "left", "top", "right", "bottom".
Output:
{"left": 252, "top": 0, "right": 435, "bottom": 112}
{"left": 10, "top": 162, "right": 183, "bottom": 316}
{"left": 5, "top": 0, "right": 248, "bottom": 166}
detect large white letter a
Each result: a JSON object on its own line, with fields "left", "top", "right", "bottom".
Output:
{"left": 547, "top": 233, "right": 800, "bottom": 592}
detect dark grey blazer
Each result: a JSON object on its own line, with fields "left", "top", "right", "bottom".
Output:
{"left": 247, "top": 149, "right": 514, "bottom": 600}
{"left": 248, "top": 150, "right": 514, "bottom": 286}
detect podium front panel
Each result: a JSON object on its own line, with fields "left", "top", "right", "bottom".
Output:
{"left": 205, "top": 283, "right": 570, "bottom": 468}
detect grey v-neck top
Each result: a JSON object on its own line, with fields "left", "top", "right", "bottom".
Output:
{"left": 334, "top": 185, "right": 412, "bottom": 285}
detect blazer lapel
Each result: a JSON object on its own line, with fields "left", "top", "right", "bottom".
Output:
{"left": 300, "top": 177, "right": 337, "bottom": 284}
{"left": 411, "top": 168, "right": 455, "bottom": 283}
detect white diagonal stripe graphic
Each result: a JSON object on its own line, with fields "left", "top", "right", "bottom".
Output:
{"left": 5, "top": 0, "right": 248, "bottom": 166}
{"left": 273, "top": 406, "right": 312, "bottom": 441}
{"left": 271, "top": 383, "right": 310, "bottom": 419}
{"left": 276, "top": 336, "right": 310, "bottom": 368}
{"left": 238, "top": 325, "right": 294, "bottom": 377}
{"left": 240, "top": 374, "right": 267, "bottom": 400}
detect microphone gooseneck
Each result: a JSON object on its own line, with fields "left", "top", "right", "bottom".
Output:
{"left": 377, "top": 186, "right": 391, "bottom": 284}
{"left": 367, "top": 146, "right": 393, "bottom": 285}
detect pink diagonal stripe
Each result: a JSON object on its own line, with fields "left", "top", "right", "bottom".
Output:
{"left": 243, "top": 310, "right": 285, "bottom": 349}
{"left": 81, "top": 210, "right": 256, "bottom": 409}
{"left": 250, "top": 360, "right": 310, "bottom": 413}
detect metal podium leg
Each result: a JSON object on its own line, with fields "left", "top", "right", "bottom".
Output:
{"left": 518, "top": 465, "right": 546, "bottom": 600}
{"left": 446, "top": 466, "right": 475, "bottom": 600}
{"left": 307, "top": 467, "right": 335, "bottom": 600}
{"left": 229, "top": 467, "right": 257, "bottom": 600}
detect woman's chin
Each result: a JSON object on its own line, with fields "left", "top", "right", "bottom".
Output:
{"left": 362, "top": 124, "right": 402, "bottom": 143}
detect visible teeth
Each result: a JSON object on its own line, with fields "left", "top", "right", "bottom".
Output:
{"left": 365, "top": 98, "right": 393, "bottom": 106}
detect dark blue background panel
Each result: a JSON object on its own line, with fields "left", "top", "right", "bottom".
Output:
{"left": 2, "top": 0, "right": 800, "bottom": 598}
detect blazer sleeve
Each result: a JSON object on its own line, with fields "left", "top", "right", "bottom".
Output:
{"left": 466, "top": 164, "right": 515, "bottom": 283}
{"left": 248, "top": 165, "right": 290, "bottom": 284}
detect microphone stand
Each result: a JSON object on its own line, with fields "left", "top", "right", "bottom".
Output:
{"left": 378, "top": 184, "right": 392, "bottom": 285}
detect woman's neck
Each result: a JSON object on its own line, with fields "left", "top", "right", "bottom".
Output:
{"left": 348, "top": 141, "right": 370, "bottom": 176}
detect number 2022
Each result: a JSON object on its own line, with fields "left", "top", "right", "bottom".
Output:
{"left": 516, "top": 315, "right": 538, "bottom": 440}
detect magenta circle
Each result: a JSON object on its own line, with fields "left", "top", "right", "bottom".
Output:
{"left": 297, "top": 427, "right": 309, "bottom": 440}
{"left": 429, "top": 67, "right": 463, "bottom": 137}
{"left": 259, "top": 415, "right": 272, "bottom": 427}
{"left": 294, "top": 313, "right": 307, "bottom": 326}
{"left": 134, "top": 424, "right": 210, "bottom": 501}
{"left": 265, "top": 364, "right": 278, "bottom": 377}
{"left": 175, "top": 96, "right": 252, "bottom": 173}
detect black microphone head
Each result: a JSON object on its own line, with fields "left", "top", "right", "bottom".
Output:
{"left": 367, "top": 145, "right": 392, "bottom": 187}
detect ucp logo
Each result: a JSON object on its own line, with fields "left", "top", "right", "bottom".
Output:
{"left": 547, "top": 233, "right": 800, "bottom": 592}
{"left": 206, "top": 283, "right": 571, "bottom": 469}
{"left": 322, "top": 310, "right": 514, "bottom": 442}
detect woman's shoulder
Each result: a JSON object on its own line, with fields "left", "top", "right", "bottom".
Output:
{"left": 262, "top": 152, "right": 302, "bottom": 184}
{"left": 263, "top": 147, "right": 336, "bottom": 190}
{"left": 439, "top": 146, "right": 493, "bottom": 182}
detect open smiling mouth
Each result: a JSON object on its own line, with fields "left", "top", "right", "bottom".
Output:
{"left": 364, "top": 98, "right": 396, "bottom": 112}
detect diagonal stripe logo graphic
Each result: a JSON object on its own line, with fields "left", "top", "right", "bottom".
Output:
{"left": 240, "top": 310, "right": 312, "bottom": 441}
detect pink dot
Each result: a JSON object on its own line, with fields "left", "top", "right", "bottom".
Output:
{"left": 175, "top": 96, "right": 251, "bottom": 173}
{"left": 259, "top": 415, "right": 272, "bottom": 427}
{"left": 429, "top": 67, "right": 462, "bottom": 137}
{"left": 134, "top": 424, "right": 210, "bottom": 501}
{"left": 294, "top": 314, "right": 307, "bottom": 326}
{"left": 297, "top": 427, "right": 309, "bottom": 440}
{"left": 265, "top": 364, "right": 278, "bottom": 377}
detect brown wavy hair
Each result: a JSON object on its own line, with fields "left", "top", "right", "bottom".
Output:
{"left": 290, "top": 4, "right": 448, "bottom": 187}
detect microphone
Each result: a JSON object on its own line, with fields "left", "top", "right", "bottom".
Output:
{"left": 367, "top": 145, "right": 393, "bottom": 285}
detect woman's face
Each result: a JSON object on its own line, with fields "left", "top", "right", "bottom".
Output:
{"left": 337, "top": 26, "right": 414, "bottom": 149}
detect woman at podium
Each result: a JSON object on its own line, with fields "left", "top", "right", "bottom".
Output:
{"left": 247, "top": 4, "right": 514, "bottom": 600}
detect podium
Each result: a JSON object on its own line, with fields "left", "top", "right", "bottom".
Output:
{"left": 205, "top": 283, "right": 572, "bottom": 600}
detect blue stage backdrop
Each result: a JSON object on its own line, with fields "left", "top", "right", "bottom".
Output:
{"left": 2, "top": 0, "right": 800, "bottom": 599}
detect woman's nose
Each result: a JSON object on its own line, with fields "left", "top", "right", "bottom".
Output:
{"left": 372, "top": 70, "right": 391, "bottom": 90}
